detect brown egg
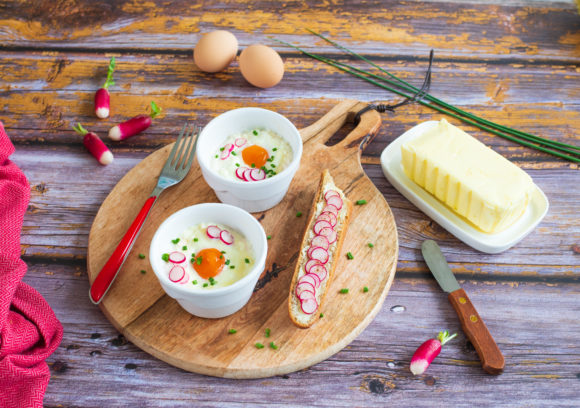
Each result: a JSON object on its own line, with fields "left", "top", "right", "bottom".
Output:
{"left": 194, "top": 30, "right": 238, "bottom": 73}
{"left": 239, "top": 44, "right": 284, "bottom": 88}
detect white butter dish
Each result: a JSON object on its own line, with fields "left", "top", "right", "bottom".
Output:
{"left": 380, "top": 120, "right": 549, "bottom": 254}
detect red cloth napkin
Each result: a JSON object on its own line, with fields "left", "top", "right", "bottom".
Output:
{"left": 0, "top": 123, "right": 63, "bottom": 408}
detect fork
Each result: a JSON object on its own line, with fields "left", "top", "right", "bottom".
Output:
{"left": 89, "top": 123, "right": 201, "bottom": 304}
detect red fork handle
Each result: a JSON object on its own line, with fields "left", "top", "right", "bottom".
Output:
{"left": 89, "top": 196, "right": 157, "bottom": 304}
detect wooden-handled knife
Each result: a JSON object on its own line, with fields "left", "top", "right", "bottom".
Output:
{"left": 421, "top": 240, "right": 505, "bottom": 375}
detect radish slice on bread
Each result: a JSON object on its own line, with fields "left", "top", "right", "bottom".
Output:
{"left": 288, "top": 170, "right": 352, "bottom": 328}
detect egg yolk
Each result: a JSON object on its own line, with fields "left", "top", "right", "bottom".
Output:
{"left": 242, "top": 145, "right": 269, "bottom": 168}
{"left": 193, "top": 248, "right": 225, "bottom": 279}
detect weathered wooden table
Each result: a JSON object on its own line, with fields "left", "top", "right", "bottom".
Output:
{"left": 2, "top": 0, "right": 579, "bottom": 406}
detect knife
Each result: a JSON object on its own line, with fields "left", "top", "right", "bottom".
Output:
{"left": 421, "top": 240, "right": 505, "bottom": 375}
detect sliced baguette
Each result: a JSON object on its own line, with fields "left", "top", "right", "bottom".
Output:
{"left": 288, "top": 169, "right": 352, "bottom": 328}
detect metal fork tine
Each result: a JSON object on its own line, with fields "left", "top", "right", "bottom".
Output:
{"left": 181, "top": 126, "right": 200, "bottom": 170}
{"left": 173, "top": 123, "right": 194, "bottom": 168}
{"left": 165, "top": 122, "right": 188, "bottom": 167}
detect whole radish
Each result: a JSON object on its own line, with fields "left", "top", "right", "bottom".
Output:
{"left": 94, "top": 57, "right": 116, "bottom": 119}
{"left": 73, "top": 123, "right": 114, "bottom": 165}
{"left": 410, "top": 330, "right": 457, "bottom": 375}
{"left": 108, "top": 101, "right": 161, "bottom": 141}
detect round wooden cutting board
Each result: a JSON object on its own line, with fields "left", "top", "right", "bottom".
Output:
{"left": 87, "top": 100, "right": 398, "bottom": 379}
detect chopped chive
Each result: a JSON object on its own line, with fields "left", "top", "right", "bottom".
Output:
{"left": 235, "top": 163, "right": 240, "bottom": 167}
{"left": 221, "top": 250, "right": 226, "bottom": 254}
{"left": 203, "top": 283, "right": 209, "bottom": 287}
{"left": 355, "top": 199, "right": 367, "bottom": 205}
{"left": 296, "top": 211, "right": 302, "bottom": 217}
{"left": 319, "top": 313, "right": 324, "bottom": 318}
{"left": 215, "top": 154, "right": 219, "bottom": 158}
{"left": 245, "top": 258, "right": 250, "bottom": 264}
{"left": 271, "top": 163, "right": 276, "bottom": 168}
{"left": 140, "top": 270, "right": 146, "bottom": 274}
{"left": 220, "top": 255, "right": 224, "bottom": 259}
{"left": 265, "top": 328, "right": 271, "bottom": 338}
{"left": 251, "top": 163, "right": 256, "bottom": 168}
{"left": 161, "top": 253, "right": 170, "bottom": 262}
{"left": 229, "top": 329, "right": 237, "bottom": 334}
{"left": 253, "top": 130, "right": 258, "bottom": 136}
{"left": 255, "top": 342, "right": 264, "bottom": 349}
{"left": 193, "top": 238, "right": 198, "bottom": 242}
{"left": 209, "top": 277, "right": 215, "bottom": 283}
{"left": 269, "top": 341, "right": 278, "bottom": 350}
{"left": 267, "top": 235, "right": 271, "bottom": 240}
{"left": 220, "top": 147, "right": 225, "bottom": 151}
{"left": 196, "top": 256, "right": 202, "bottom": 265}
{"left": 192, "top": 280, "right": 198, "bottom": 285}
{"left": 231, "top": 151, "right": 237, "bottom": 156}
{"left": 182, "top": 245, "right": 188, "bottom": 251}
{"left": 138, "top": 253, "right": 145, "bottom": 259}
{"left": 171, "top": 238, "right": 180, "bottom": 244}
{"left": 346, "top": 252, "right": 354, "bottom": 260}
{"left": 368, "top": 243, "right": 374, "bottom": 248}
{"left": 225, "top": 259, "right": 230, "bottom": 265}
{"left": 340, "top": 288, "right": 349, "bottom": 294}
{"left": 272, "top": 147, "right": 278, "bottom": 151}
{"left": 230, "top": 265, "right": 235, "bottom": 269}
{"left": 363, "top": 286, "right": 369, "bottom": 293}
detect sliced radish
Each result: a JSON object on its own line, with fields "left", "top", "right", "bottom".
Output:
{"left": 234, "top": 138, "right": 247, "bottom": 148}
{"left": 304, "top": 259, "right": 321, "bottom": 274}
{"left": 298, "top": 289, "right": 316, "bottom": 301}
{"left": 318, "top": 227, "right": 337, "bottom": 244}
{"left": 310, "top": 264, "right": 328, "bottom": 281}
{"left": 324, "top": 190, "right": 340, "bottom": 200}
{"left": 300, "top": 297, "right": 318, "bottom": 314}
{"left": 242, "top": 167, "right": 252, "bottom": 182}
{"left": 299, "top": 274, "right": 319, "bottom": 289}
{"left": 220, "top": 229, "right": 234, "bottom": 245}
{"left": 317, "top": 211, "right": 337, "bottom": 227}
{"left": 168, "top": 251, "right": 186, "bottom": 264}
{"left": 322, "top": 204, "right": 339, "bottom": 215}
{"left": 206, "top": 225, "right": 221, "bottom": 239}
{"left": 249, "top": 168, "right": 266, "bottom": 181}
{"left": 307, "top": 245, "right": 323, "bottom": 259}
{"left": 309, "top": 247, "right": 329, "bottom": 264}
{"left": 179, "top": 272, "right": 190, "bottom": 284}
{"left": 220, "top": 149, "right": 231, "bottom": 160}
{"left": 306, "top": 272, "right": 321, "bottom": 288}
{"left": 235, "top": 167, "right": 246, "bottom": 180}
{"left": 313, "top": 220, "right": 332, "bottom": 235}
{"left": 295, "top": 281, "right": 315, "bottom": 297}
{"left": 326, "top": 195, "right": 343, "bottom": 210}
{"left": 311, "top": 235, "right": 329, "bottom": 250}
{"left": 168, "top": 265, "right": 185, "bottom": 282}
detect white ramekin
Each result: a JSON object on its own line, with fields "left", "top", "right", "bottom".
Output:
{"left": 149, "top": 203, "right": 267, "bottom": 318}
{"left": 196, "top": 107, "right": 303, "bottom": 213}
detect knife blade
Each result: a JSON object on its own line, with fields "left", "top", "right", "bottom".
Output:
{"left": 421, "top": 240, "right": 505, "bottom": 375}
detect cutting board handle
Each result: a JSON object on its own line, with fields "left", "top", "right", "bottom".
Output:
{"left": 299, "top": 100, "right": 382, "bottom": 152}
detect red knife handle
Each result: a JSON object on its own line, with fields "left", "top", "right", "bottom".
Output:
{"left": 448, "top": 288, "right": 505, "bottom": 375}
{"left": 89, "top": 196, "right": 157, "bottom": 304}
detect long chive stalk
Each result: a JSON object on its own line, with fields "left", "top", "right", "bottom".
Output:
{"left": 307, "top": 29, "right": 580, "bottom": 155}
{"left": 276, "top": 34, "right": 580, "bottom": 162}
{"left": 274, "top": 38, "right": 580, "bottom": 163}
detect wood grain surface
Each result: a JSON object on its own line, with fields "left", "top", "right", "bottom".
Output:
{"left": 86, "top": 100, "right": 399, "bottom": 378}
{"left": 2, "top": 0, "right": 579, "bottom": 406}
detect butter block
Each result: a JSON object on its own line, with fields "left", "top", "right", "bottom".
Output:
{"left": 401, "top": 119, "right": 535, "bottom": 233}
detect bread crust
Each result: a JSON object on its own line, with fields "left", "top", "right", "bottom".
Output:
{"left": 288, "top": 169, "right": 352, "bottom": 328}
